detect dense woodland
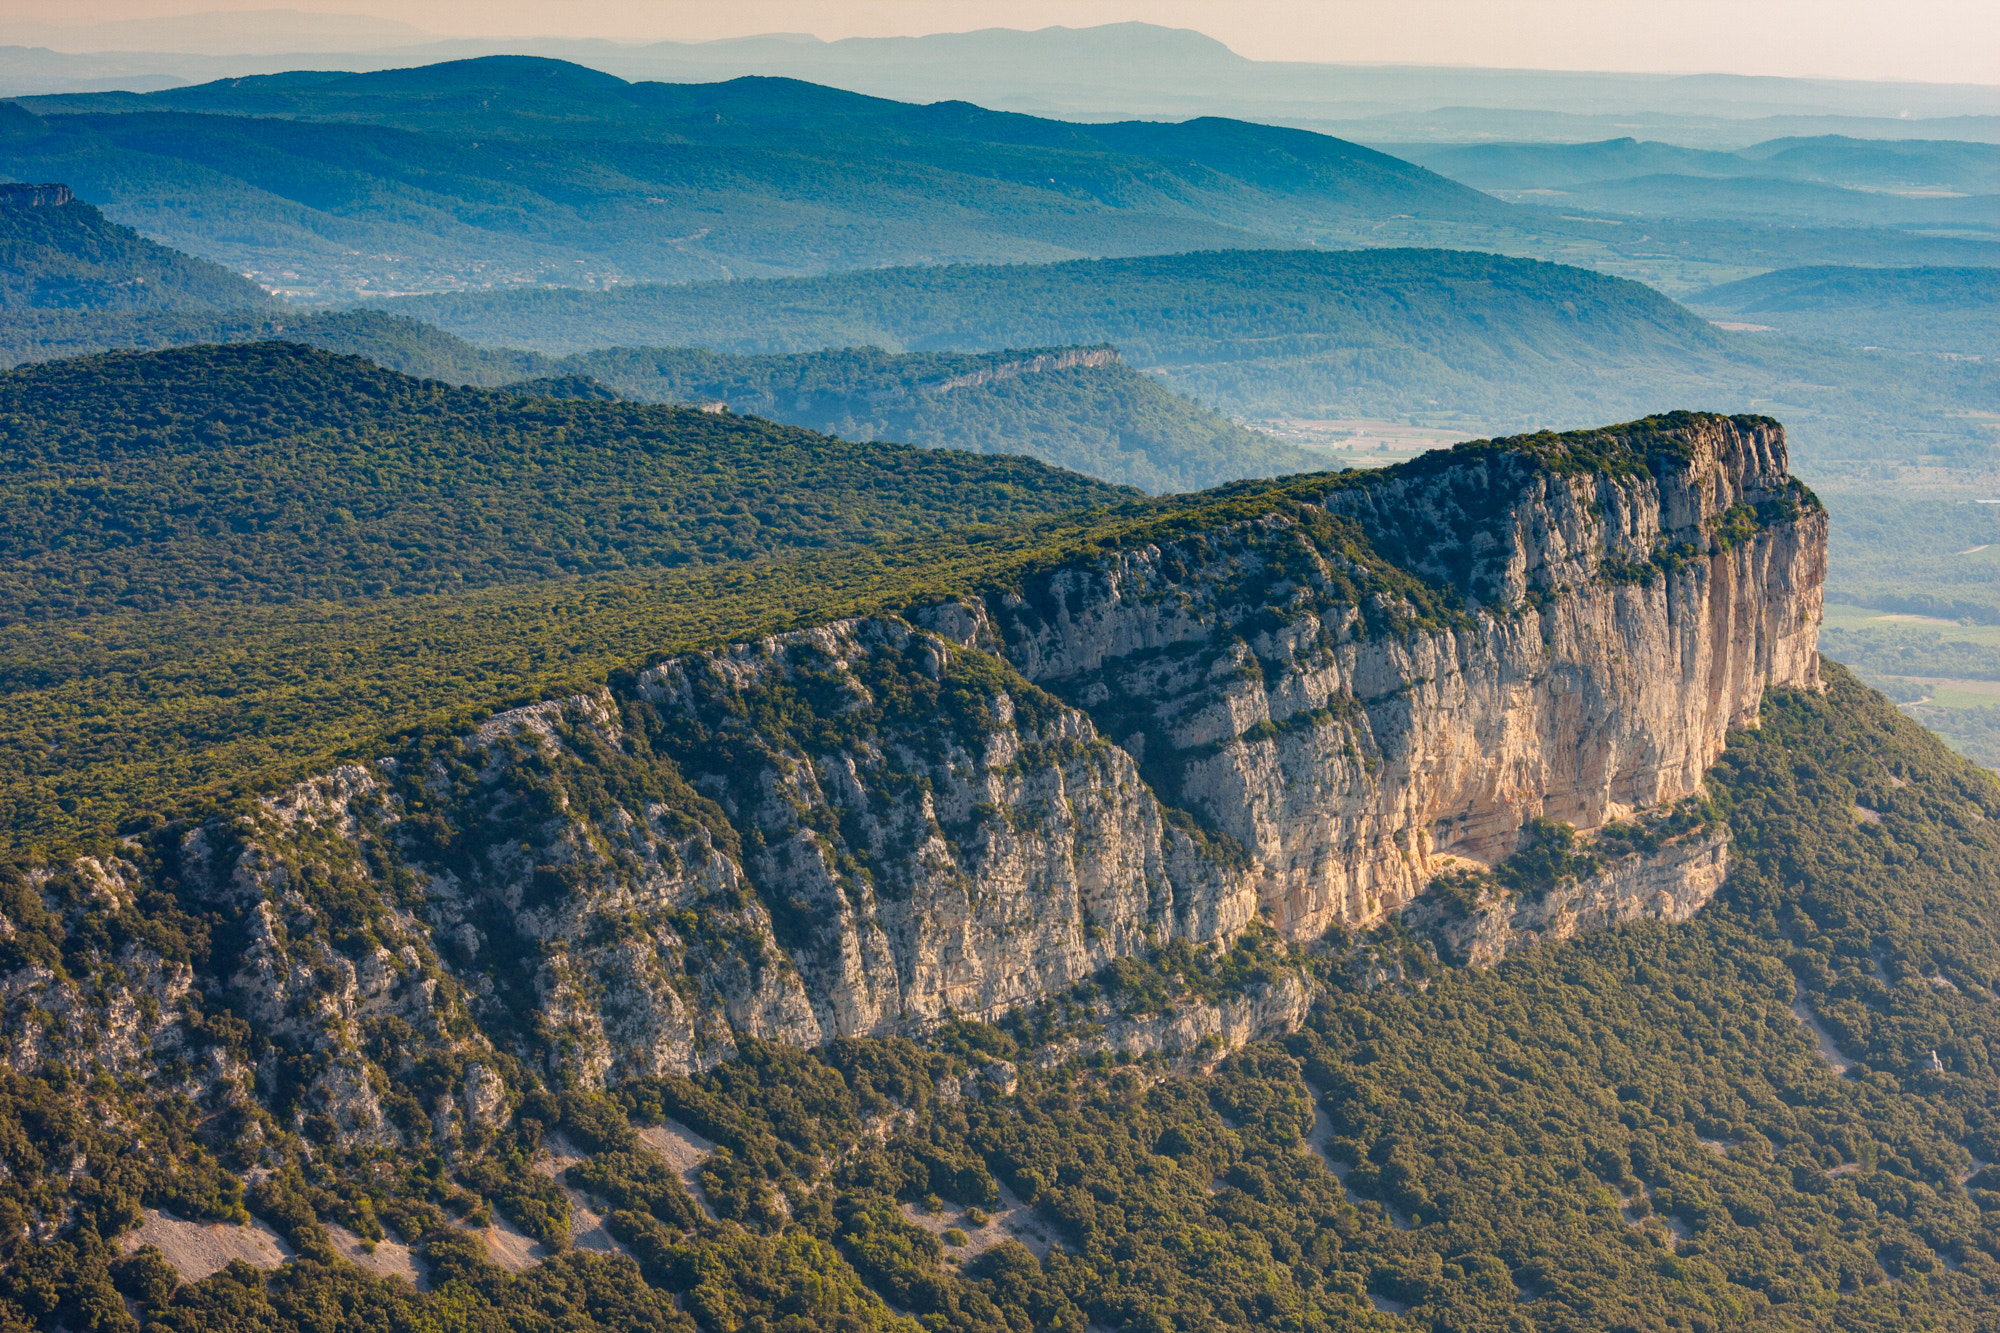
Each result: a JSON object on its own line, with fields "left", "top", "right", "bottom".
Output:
{"left": 0, "top": 308, "right": 552, "bottom": 379}
{"left": 0, "top": 300, "right": 1309, "bottom": 496}
{"left": 0, "top": 342, "right": 1130, "bottom": 620}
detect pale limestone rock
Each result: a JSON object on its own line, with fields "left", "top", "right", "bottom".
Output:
{"left": 462, "top": 1062, "right": 508, "bottom": 1127}
{"left": 1408, "top": 827, "right": 1731, "bottom": 967}
{"left": 984, "top": 414, "right": 1820, "bottom": 939}
{"left": 1032, "top": 974, "right": 1317, "bottom": 1071}
{"left": 52, "top": 415, "right": 1819, "bottom": 1107}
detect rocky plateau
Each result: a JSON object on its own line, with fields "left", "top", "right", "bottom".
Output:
{"left": 0, "top": 413, "right": 1825, "bottom": 1154}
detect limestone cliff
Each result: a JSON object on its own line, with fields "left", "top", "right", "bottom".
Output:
{"left": 977, "top": 411, "right": 1821, "bottom": 937}
{"left": 6, "top": 413, "right": 1822, "bottom": 1139}
{"left": 1404, "top": 825, "right": 1732, "bottom": 968}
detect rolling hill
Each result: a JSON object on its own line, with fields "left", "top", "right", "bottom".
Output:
{"left": 0, "top": 57, "right": 1498, "bottom": 297}
{"left": 0, "top": 174, "right": 269, "bottom": 309}
{"left": 388, "top": 246, "right": 1736, "bottom": 426}
{"left": 0, "top": 302, "right": 1317, "bottom": 494}
{"left": 0, "top": 341, "right": 1131, "bottom": 621}
{"left": 1686, "top": 265, "right": 2000, "bottom": 356}
{"left": 558, "top": 343, "right": 1324, "bottom": 494}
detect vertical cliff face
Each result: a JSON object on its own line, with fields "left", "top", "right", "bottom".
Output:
{"left": 978, "top": 413, "right": 1823, "bottom": 937}
{"left": 29, "top": 414, "right": 1820, "bottom": 1124}
{"left": 1403, "top": 827, "right": 1732, "bottom": 968}
{"left": 627, "top": 616, "right": 1251, "bottom": 1043}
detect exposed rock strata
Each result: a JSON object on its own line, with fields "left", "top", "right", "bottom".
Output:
{"left": 26, "top": 415, "right": 1823, "bottom": 1136}
{"left": 1404, "top": 828, "right": 1731, "bottom": 967}
{"left": 1025, "top": 974, "right": 1316, "bottom": 1072}
{"left": 976, "top": 412, "right": 1820, "bottom": 938}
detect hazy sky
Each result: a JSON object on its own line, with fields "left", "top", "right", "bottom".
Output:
{"left": 10, "top": 0, "right": 1998, "bottom": 84}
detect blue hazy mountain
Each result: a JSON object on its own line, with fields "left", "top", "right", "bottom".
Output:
{"left": 0, "top": 57, "right": 1497, "bottom": 297}
{"left": 1397, "top": 135, "right": 2000, "bottom": 229}
{"left": 1686, "top": 265, "right": 1999, "bottom": 356}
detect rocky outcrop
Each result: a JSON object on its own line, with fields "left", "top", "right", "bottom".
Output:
{"left": 0, "top": 859, "right": 194, "bottom": 1079}
{"left": 975, "top": 412, "right": 1820, "bottom": 938}
{"left": 1026, "top": 974, "right": 1316, "bottom": 1072}
{"left": 1405, "top": 827, "right": 1731, "bottom": 967}
{"left": 931, "top": 346, "right": 1119, "bottom": 394}
{"left": 0, "top": 183, "right": 72, "bottom": 208}
{"left": 34, "top": 414, "right": 1821, "bottom": 1126}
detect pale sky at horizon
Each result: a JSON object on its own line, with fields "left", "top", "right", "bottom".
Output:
{"left": 3, "top": 0, "right": 1996, "bottom": 85}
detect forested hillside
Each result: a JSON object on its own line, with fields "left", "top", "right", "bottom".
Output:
{"left": 0, "top": 342, "right": 1130, "bottom": 621}
{"left": 396, "top": 247, "right": 1716, "bottom": 363}
{"left": 555, "top": 345, "right": 1323, "bottom": 494}
{"left": 0, "top": 181, "right": 269, "bottom": 310}
{"left": 0, "top": 310, "right": 1315, "bottom": 494}
{"left": 0, "top": 307, "right": 552, "bottom": 376}
{"left": 394, "top": 247, "right": 1733, "bottom": 429}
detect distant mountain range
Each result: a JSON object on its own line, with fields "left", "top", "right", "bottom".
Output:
{"left": 2, "top": 56, "right": 1989, "bottom": 305}
{"left": 1396, "top": 135, "right": 2000, "bottom": 229}
{"left": 0, "top": 57, "right": 1495, "bottom": 297}
{"left": 1402, "top": 136, "right": 1999, "bottom": 193}
{"left": 1, "top": 19, "right": 1993, "bottom": 149}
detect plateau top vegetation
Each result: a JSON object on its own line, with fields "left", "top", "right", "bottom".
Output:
{"left": 0, "top": 340, "right": 1135, "bottom": 621}
{"left": 0, "top": 361, "right": 1794, "bottom": 856}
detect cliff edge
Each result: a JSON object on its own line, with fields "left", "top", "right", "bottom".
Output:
{"left": 1, "top": 413, "right": 1824, "bottom": 1140}
{"left": 978, "top": 410, "right": 1822, "bottom": 935}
